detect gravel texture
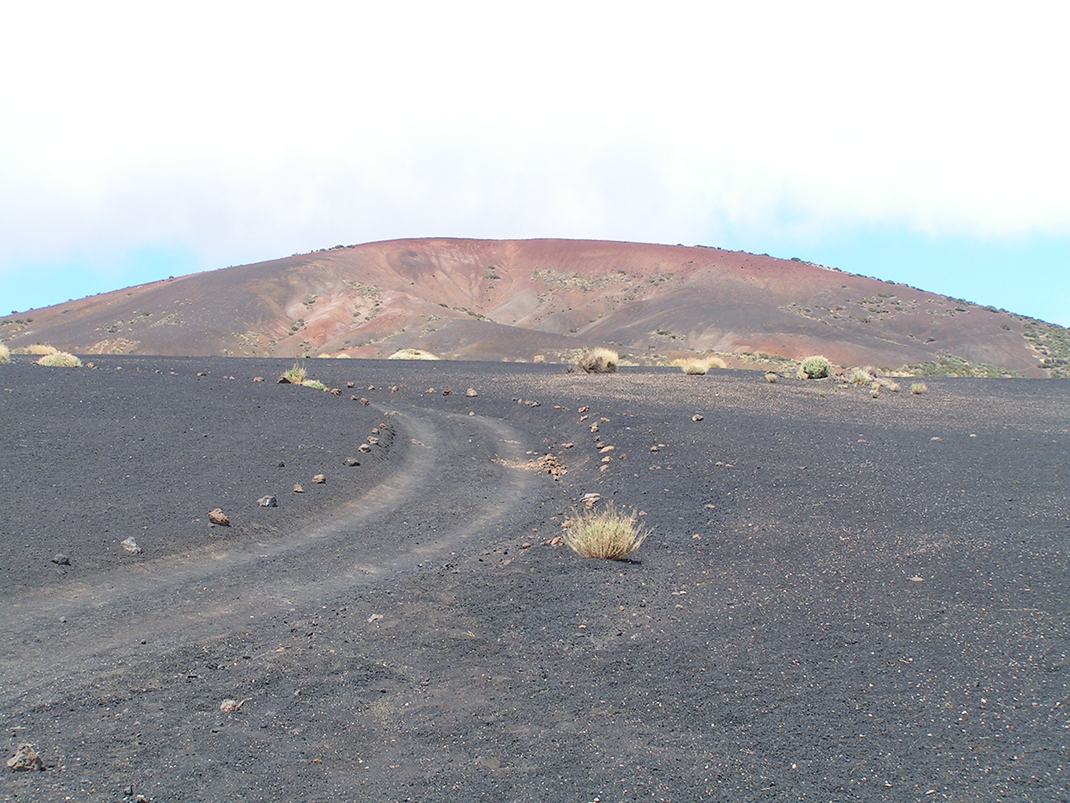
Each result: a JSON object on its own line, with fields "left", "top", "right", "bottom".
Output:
{"left": 1, "top": 356, "right": 1068, "bottom": 802}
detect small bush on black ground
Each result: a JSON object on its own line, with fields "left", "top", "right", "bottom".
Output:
{"left": 564, "top": 503, "right": 648, "bottom": 560}
{"left": 36, "top": 352, "right": 82, "bottom": 368}
{"left": 575, "top": 348, "right": 619, "bottom": 374}
{"left": 797, "top": 355, "right": 833, "bottom": 379}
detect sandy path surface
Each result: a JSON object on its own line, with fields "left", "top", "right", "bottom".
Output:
{"left": 1, "top": 357, "right": 1068, "bottom": 802}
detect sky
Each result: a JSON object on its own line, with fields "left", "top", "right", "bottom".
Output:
{"left": 2, "top": 1, "right": 1068, "bottom": 326}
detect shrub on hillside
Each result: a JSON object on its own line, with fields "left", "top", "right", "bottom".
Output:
{"left": 0, "top": 342, "right": 9, "bottom": 364}
{"left": 797, "top": 355, "right": 833, "bottom": 379}
{"left": 24, "top": 344, "right": 58, "bottom": 356}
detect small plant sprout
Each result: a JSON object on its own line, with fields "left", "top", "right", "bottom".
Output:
{"left": 563, "top": 503, "right": 648, "bottom": 560}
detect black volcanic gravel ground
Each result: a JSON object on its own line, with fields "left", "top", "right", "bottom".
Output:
{"left": 1, "top": 356, "right": 1068, "bottom": 802}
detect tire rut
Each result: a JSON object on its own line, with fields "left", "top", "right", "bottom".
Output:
{"left": 0, "top": 406, "right": 537, "bottom": 709}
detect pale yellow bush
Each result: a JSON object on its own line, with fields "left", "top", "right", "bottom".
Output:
{"left": 564, "top": 503, "right": 648, "bottom": 560}
{"left": 674, "top": 356, "right": 726, "bottom": 375}
{"left": 387, "top": 349, "right": 440, "bottom": 360}
{"left": 575, "top": 348, "right": 619, "bottom": 374}
{"left": 36, "top": 351, "right": 82, "bottom": 367}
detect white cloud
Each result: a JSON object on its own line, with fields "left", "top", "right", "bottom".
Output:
{"left": 2, "top": 0, "right": 1069, "bottom": 277}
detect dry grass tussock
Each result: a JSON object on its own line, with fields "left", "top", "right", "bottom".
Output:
{"left": 388, "top": 349, "right": 439, "bottom": 360}
{"left": 36, "top": 351, "right": 82, "bottom": 368}
{"left": 278, "top": 363, "right": 307, "bottom": 385}
{"left": 848, "top": 367, "right": 874, "bottom": 386}
{"left": 277, "top": 362, "right": 331, "bottom": 391}
{"left": 673, "top": 355, "right": 726, "bottom": 375}
{"left": 575, "top": 348, "right": 619, "bottom": 374}
{"left": 564, "top": 503, "right": 648, "bottom": 560}
{"left": 911, "top": 382, "right": 928, "bottom": 395}
{"left": 0, "top": 342, "right": 9, "bottom": 364}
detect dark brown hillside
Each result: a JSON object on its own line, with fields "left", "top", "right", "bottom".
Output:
{"left": 2, "top": 238, "right": 1064, "bottom": 376}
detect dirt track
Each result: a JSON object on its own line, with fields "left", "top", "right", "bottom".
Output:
{"left": 2, "top": 358, "right": 1068, "bottom": 801}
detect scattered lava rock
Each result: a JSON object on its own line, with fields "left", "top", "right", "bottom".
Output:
{"left": 208, "top": 508, "right": 230, "bottom": 526}
{"left": 312, "top": 474, "right": 326, "bottom": 484}
{"left": 293, "top": 484, "right": 304, "bottom": 493}
{"left": 52, "top": 554, "right": 70, "bottom": 566}
{"left": 692, "top": 414, "right": 704, "bottom": 422}
{"left": 6, "top": 743, "right": 44, "bottom": 772}
{"left": 344, "top": 458, "right": 361, "bottom": 467}
{"left": 121, "top": 537, "right": 142, "bottom": 554}
{"left": 466, "top": 388, "right": 478, "bottom": 397}
{"left": 257, "top": 496, "right": 278, "bottom": 508}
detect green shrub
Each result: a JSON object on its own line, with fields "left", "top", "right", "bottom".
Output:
{"left": 797, "top": 355, "right": 833, "bottom": 379}
{"left": 303, "top": 380, "right": 327, "bottom": 391}
{"left": 36, "top": 351, "right": 82, "bottom": 368}
{"left": 564, "top": 503, "right": 648, "bottom": 560}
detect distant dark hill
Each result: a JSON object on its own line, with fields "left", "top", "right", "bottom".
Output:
{"left": 3, "top": 238, "right": 1066, "bottom": 376}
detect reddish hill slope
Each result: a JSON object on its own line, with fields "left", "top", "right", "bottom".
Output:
{"left": 2, "top": 238, "right": 1065, "bottom": 376}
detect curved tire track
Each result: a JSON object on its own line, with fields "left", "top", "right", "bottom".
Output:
{"left": 0, "top": 406, "right": 537, "bottom": 709}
